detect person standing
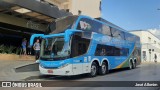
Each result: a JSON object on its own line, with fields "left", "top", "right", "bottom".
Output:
{"left": 100, "top": 48, "right": 106, "bottom": 56}
{"left": 21, "top": 38, "right": 27, "bottom": 56}
{"left": 33, "top": 39, "right": 41, "bottom": 60}
{"left": 27, "top": 42, "right": 32, "bottom": 55}
{"left": 154, "top": 54, "right": 157, "bottom": 63}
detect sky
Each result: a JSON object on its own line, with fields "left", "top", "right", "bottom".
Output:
{"left": 101, "top": 0, "right": 160, "bottom": 31}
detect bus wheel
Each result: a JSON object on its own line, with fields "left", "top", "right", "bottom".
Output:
{"left": 88, "top": 62, "right": 98, "bottom": 77}
{"left": 128, "top": 61, "right": 133, "bottom": 70}
{"left": 99, "top": 62, "right": 108, "bottom": 75}
{"left": 133, "top": 60, "right": 136, "bottom": 69}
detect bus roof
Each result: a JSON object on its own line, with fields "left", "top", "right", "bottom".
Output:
{"left": 95, "top": 17, "right": 125, "bottom": 31}
{"left": 49, "top": 15, "right": 139, "bottom": 39}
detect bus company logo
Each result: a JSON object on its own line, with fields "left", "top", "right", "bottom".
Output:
{"left": 1, "top": 82, "right": 42, "bottom": 87}
{"left": 80, "top": 21, "right": 91, "bottom": 30}
{"left": 2, "top": 82, "right": 11, "bottom": 87}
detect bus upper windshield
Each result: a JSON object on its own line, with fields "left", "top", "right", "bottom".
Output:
{"left": 50, "top": 16, "right": 78, "bottom": 34}
{"left": 40, "top": 37, "right": 70, "bottom": 60}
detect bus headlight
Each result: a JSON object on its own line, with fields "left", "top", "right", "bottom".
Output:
{"left": 58, "top": 63, "right": 69, "bottom": 69}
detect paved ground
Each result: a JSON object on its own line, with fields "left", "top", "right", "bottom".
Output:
{"left": 0, "top": 60, "right": 38, "bottom": 81}
{"left": 0, "top": 60, "right": 159, "bottom": 90}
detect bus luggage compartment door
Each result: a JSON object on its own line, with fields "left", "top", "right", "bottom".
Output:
{"left": 72, "top": 60, "right": 83, "bottom": 75}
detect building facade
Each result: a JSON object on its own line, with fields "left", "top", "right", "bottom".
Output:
{"left": 0, "top": 0, "right": 71, "bottom": 47}
{"left": 45, "top": 0, "right": 101, "bottom": 18}
{"left": 130, "top": 30, "right": 160, "bottom": 62}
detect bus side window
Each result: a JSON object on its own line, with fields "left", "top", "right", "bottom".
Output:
{"left": 95, "top": 44, "right": 101, "bottom": 56}
{"left": 105, "top": 46, "right": 111, "bottom": 56}
{"left": 95, "top": 44, "right": 129, "bottom": 56}
{"left": 120, "top": 48, "right": 129, "bottom": 56}
{"left": 95, "top": 44, "right": 107, "bottom": 56}
{"left": 71, "top": 35, "right": 90, "bottom": 57}
{"left": 111, "top": 27, "right": 125, "bottom": 40}
{"left": 78, "top": 43, "right": 87, "bottom": 55}
{"left": 95, "top": 48, "right": 101, "bottom": 56}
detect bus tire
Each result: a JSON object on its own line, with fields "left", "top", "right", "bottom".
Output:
{"left": 99, "top": 62, "right": 108, "bottom": 75}
{"left": 133, "top": 60, "right": 136, "bottom": 69}
{"left": 128, "top": 60, "right": 133, "bottom": 70}
{"left": 88, "top": 62, "right": 98, "bottom": 77}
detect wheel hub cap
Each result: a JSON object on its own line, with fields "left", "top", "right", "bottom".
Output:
{"left": 91, "top": 66, "right": 96, "bottom": 75}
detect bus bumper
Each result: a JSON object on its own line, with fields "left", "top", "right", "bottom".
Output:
{"left": 39, "top": 64, "right": 73, "bottom": 76}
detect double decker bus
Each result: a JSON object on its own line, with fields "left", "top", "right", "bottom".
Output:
{"left": 30, "top": 15, "right": 141, "bottom": 77}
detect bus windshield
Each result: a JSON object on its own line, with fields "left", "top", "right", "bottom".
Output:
{"left": 51, "top": 16, "right": 78, "bottom": 33}
{"left": 40, "top": 37, "right": 70, "bottom": 60}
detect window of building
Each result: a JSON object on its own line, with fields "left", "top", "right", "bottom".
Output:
{"left": 94, "top": 44, "right": 129, "bottom": 56}
{"left": 66, "top": 9, "right": 69, "bottom": 12}
{"left": 142, "top": 51, "right": 146, "bottom": 61}
{"left": 154, "top": 40, "right": 156, "bottom": 44}
{"left": 148, "top": 37, "right": 151, "bottom": 43}
{"left": 78, "top": 10, "right": 82, "bottom": 15}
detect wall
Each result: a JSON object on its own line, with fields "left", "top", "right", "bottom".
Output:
{"left": 70, "top": 0, "right": 101, "bottom": 18}
{"left": 45, "top": 0, "right": 101, "bottom": 18}
{"left": 45, "top": 0, "right": 70, "bottom": 10}
{"left": 131, "top": 31, "right": 160, "bottom": 62}
{"left": 0, "top": 13, "right": 48, "bottom": 32}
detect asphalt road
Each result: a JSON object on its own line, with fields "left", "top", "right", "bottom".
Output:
{"left": 0, "top": 60, "right": 160, "bottom": 90}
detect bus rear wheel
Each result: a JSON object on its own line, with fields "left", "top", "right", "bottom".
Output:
{"left": 99, "top": 62, "right": 108, "bottom": 75}
{"left": 128, "top": 60, "right": 133, "bottom": 70}
{"left": 133, "top": 60, "right": 136, "bottom": 69}
{"left": 88, "top": 62, "right": 98, "bottom": 77}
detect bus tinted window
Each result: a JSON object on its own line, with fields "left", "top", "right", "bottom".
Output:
{"left": 100, "top": 24, "right": 111, "bottom": 36}
{"left": 125, "top": 33, "right": 137, "bottom": 42}
{"left": 77, "top": 18, "right": 111, "bottom": 36}
{"left": 71, "top": 35, "right": 90, "bottom": 57}
{"left": 95, "top": 44, "right": 129, "bottom": 56}
{"left": 111, "top": 27, "right": 125, "bottom": 40}
{"left": 51, "top": 16, "right": 78, "bottom": 34}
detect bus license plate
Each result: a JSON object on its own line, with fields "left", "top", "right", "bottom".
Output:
{"left": 48, "top": 70, "right": 53, "bottom": 73}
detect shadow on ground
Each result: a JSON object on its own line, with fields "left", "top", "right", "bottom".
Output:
{"left": 22, "top": 67, "right": 140, "bottom": 81}
{"left": 14, "top": 63, "right": 39, "bottom": 72}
